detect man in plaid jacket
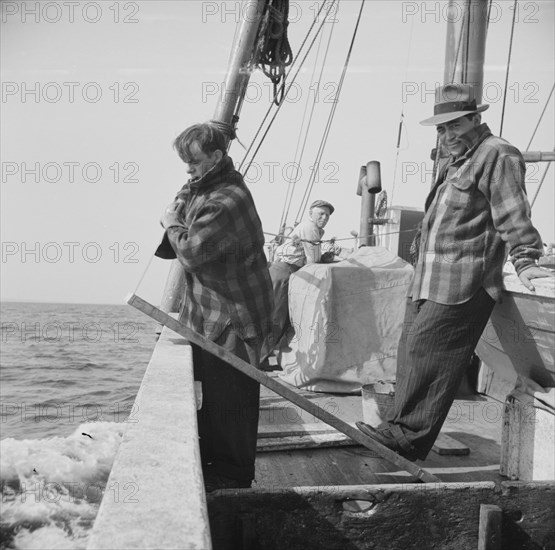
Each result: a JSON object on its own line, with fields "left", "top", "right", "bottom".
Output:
{"left": 357, "top": 84, "right": 554, "bottom": 462}
{"left": 158, "top": 122, "right": 273, "bottom": 491}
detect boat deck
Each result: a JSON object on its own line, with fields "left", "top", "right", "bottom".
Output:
{"left": 254, "top": 372, "right": 505, "bottom": 487}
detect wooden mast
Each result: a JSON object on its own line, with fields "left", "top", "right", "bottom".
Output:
{"left": 443, "top": 0, "right": 488, "bottom": 98}
{"left": 159, "top": 0, "right": 265, "bottom": 314}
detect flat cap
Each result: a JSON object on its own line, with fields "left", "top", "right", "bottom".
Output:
{"left": 310, "top": 200, "right": 335, "bottom": 215}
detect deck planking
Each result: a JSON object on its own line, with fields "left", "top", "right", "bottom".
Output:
{"left": 255, "top": 377, "right": 504, "bottom": 488}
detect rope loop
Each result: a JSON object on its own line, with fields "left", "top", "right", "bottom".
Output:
{"left": 253, "top": 0, "right": 293, "bottom": 105}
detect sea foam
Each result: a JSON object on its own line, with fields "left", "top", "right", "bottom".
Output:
{"left": 1, "top": 422, "right": 125, "bottom": 550}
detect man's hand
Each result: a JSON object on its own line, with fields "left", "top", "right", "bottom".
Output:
{"left": 518, "top": 265, "right": 555, "bottom": 291}
{"left": 160, "top": 199, "right": 187, "bottom": 230}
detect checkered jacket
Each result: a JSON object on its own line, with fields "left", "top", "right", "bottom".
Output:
{"left": 163, "top": 156, "right": 273, "bottom": 343}
{"left": 410, "top": 123, "right": 543, "bottom": 304}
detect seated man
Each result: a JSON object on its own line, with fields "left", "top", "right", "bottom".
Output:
{"left": 261, "top": 200, "right": 339, "bottom": 365}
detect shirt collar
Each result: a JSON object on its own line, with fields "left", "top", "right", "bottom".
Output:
{"left": 189, "top": 155, "right": 234, "bottom": 191}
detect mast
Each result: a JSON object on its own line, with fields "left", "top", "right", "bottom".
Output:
{"left": 159, "top": 0, "right": 265, "bottom": 314}
{"left": 443, "top": 0, "right": 488, "bottom": 98}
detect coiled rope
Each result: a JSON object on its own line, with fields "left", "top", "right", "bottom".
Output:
{"left": 252, "top": 0, "right": 294, "bottom": 105}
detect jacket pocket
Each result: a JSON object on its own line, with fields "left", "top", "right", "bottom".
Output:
{"left": 449, "top": 176, "right": 474, "bottom": 191}
{"left": 444, "top": 179, "right": 473, "bottom": 210}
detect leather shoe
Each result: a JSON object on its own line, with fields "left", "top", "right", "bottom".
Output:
{"left": 356, "top": 421, "right": 417, "bottom": 462}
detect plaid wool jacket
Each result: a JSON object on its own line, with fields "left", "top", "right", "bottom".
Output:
{"left": 410, "top": 123, "right": 543, "bottom": 304}
{"left": 159, "top": 156, "right": 274, "bottom": 344}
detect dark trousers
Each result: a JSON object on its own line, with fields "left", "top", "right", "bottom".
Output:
{"left": 193, "top": 327, "right": 260, "bottom": 482}
{"left": 382, "top": 288, "right": 495, "bottom": 459}
{"left": 260, "top": 260, "right": 300, "bottom": 360}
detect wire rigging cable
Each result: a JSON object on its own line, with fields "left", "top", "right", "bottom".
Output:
{"left": 278, "top": 29, "right": 326, "bottom": 235}
{"left": 294, "top": 0, "right": 367, "bottom": 223}
{"left": 279, "top": 14, "right": 338, "bottom": 234}
{"left": 390, "top": 13, "right": 415, "bottom": 206}
{"left": 499, "top": 0, "right": 518, "bottom": 137}
{"left": 238, "top": 1, "right": 332, "bottom": 172}
{"left": 530, "top": 157, "right": 553, "bottom": 208}
{"left": 238, "top": 0, "right": 338, "bottom": 174}
{"left": 526, "top": 82, "right": 555, "bottom": 151}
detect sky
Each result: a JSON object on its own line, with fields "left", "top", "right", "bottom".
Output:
{"left": 1, "top": 0, "right": 554, "bottom": 305}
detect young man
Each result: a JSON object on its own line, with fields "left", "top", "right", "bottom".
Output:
{"left": 357, "top": 83, "right": 554, "bottom": 462}
{"left": 157, "top": 122, "right": 273, "bottom": 491}
{"left": 261, "top": 200, "right": 337, "bottom": 363}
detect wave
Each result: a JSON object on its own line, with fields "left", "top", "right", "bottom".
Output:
{"left": 0, "top": 422, "right": 125, "bottom": 549}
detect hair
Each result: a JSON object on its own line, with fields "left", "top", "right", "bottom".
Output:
{"left": 464, "top": 112, "right": 481, "bottom": 123}
{"left": 173, "top": 122, "right": 227, "bottom": 163}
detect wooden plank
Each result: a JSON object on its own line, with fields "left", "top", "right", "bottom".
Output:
{"left": 432, "top": 433, "right": 470, "bottom": 456}
{"left": 478, "top": 504, "right": 502, "bottom": 550}
{"left": 128, "top": 294, "right": 441, "bottom": 483}
{"left": 260, "top": 393, "right": 327, "bottom": 406}
{"left": 255, "top": 446, "right": 409, "bottom": 487}
{"left": 257, "top": 434, "right": 358, "bottom": 452}
{"left": 258, "top": 422, "right": 358, "bottom": 438}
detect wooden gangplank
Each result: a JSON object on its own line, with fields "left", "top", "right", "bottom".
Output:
{"left": 128, "top": 293, "right": 440, "bottom": 483}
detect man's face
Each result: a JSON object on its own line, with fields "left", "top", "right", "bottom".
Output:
{"left": 185, "top": 141, "right": 222, "bottom": 181}
{"left": 309, "top": 206, "right": 331, "bottom": 229}
{"left": 436, "top": 115, "right": 477, "bottom": 158}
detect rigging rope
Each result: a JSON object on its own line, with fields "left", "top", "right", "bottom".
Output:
{"left": 208, "top": 120, "right": 236, "bottom": 141}
{"left": 390, "top": 14, "right": 415, "bottom": 206}
{"left": 526, "top": 85, "right": 554, "bottom": 209}
{"left": 252, "top": 0, "right": 294, "bottom": 105}
{"left": 238, "top": 0, "right": 332, "bottom": 172}
{"left": 499, "top": 0, "right": 518, "bottom": 137}
{"left": 278, "top": 30, "right": 326, "bottom": 235}
{"left": 239, "top": 0, "right": 338, "bottom": 174}
{"left": 294, "top": 0, "right": 367, "bottom": 223}
{"left": 132, "top": 253, "right": 156, "bottom": 296}
{"left": 526, "top": 82, "right": 555, "bottom": 151}
{"left": 279, "top": 12, "right": 338, "bottom": 235}
{"left": 530, "top": 151, "right": 554, "bottom": 208}
{"left": 263, "top": 227, "right": 416, "bottom": 244}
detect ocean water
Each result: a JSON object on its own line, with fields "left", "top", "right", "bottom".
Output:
{"left": 0, "top": 302, "right": 159, "bottom": 549}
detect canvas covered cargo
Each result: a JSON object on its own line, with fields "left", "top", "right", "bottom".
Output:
{"left": 278, "top": 247, "right": 413, "bottom": 393}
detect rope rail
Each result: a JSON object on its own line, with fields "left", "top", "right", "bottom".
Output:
{"left": 264, "top": 228, "right": 418, "bottom": 245}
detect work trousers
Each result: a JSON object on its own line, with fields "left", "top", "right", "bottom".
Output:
{"left": 383, "top": 288, "right": 495, "bottom": 459}
{"left": 193, "top": 326, "right": 261, "bottom": 482}
{"left": 260, "top": 260, "right": 300, "bottom": 360}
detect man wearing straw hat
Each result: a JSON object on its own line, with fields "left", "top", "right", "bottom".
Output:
{"left": 357, "top": 83, "right": 554, "bottom": 462}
